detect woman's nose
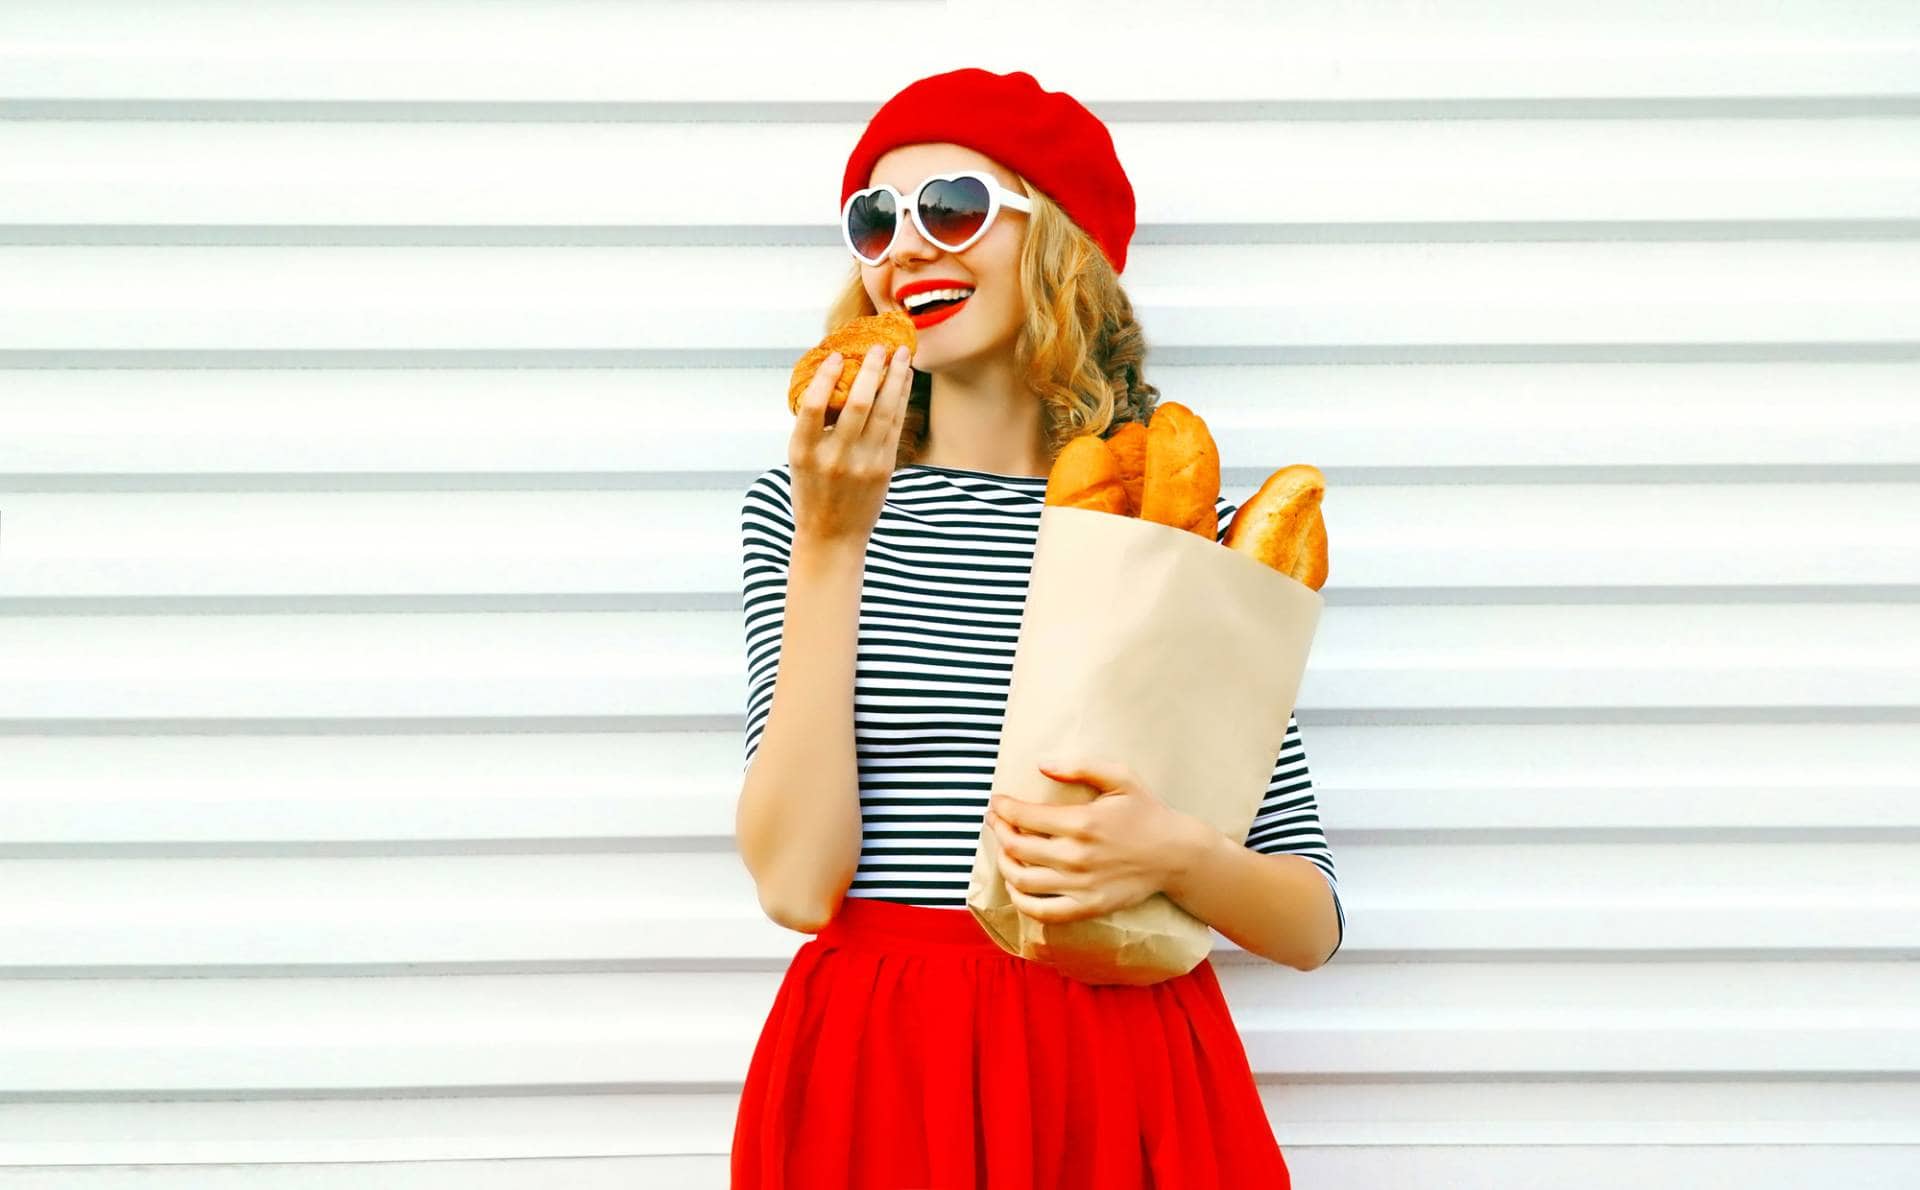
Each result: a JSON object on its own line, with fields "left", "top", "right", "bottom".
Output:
{"left": 890, "top": 217, "right": 940, "bottom": 263}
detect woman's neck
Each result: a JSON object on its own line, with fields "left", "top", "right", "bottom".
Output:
{"left": 918, "top": 356, "right": 1051, "bottom": 477}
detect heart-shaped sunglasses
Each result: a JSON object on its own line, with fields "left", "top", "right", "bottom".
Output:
{"left": 842, "top": 169, "right": 1033, "bottom": 266}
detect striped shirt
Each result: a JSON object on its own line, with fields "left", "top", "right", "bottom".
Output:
{"left": 739, "top": 460, "right": 1344, "bottom": 959}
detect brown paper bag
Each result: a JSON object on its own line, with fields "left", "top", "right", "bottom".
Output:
{"left": 966, "top": 504, "right": 1323, "bottom": 986}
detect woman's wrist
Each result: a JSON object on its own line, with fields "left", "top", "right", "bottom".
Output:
{"left": 1160, "top": 811, "right": 1226, "bottom": 904}
{"left": 792, "top": 528, "right": 869, "bottom": 568}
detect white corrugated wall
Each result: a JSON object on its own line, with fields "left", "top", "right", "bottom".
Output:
{"left": 2, "top": 1, "right": 1917, "bottom": 1185}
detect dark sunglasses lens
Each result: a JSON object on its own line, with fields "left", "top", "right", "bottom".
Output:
{"left": 919, "top": 175, "right": 991, "bottom": 249}
{"left": 847, "top": 189, "right": 896, "bottom": 260}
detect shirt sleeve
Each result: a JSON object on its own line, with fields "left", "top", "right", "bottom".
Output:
{"left": 1216, "top": 496, "right": 1345, "bottom": 963}
{"left": 740, "top": 465, "right": 796, "bottom": 775}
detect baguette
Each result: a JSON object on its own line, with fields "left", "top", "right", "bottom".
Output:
{"left": 1043, "top": 434, "right": 1131, "bottom": 514}
{"left": 1223, "top": 464, "right": 1329, "bottom": 590}
{"left": 1138, "top": 402, "right": 1219, "bottom": 541}
{"left": 1043, "top": 409, "right": 1332, "bottom": 590}
{"left": 1105, "top": 420, "right": 1148, "bottom": 517}
{"left": 787, "top": 310, "right": 917, "bottom": 425}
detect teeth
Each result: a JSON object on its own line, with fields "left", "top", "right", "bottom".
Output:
{"left": 903, "top": 287, "right": 975, "bottom": 311}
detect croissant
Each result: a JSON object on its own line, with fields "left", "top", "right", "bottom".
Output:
{"left": 1223, "top": 464, "right": 1329, "bottom": 591}
{"left": 1138, "top": 402, "right": 1219, "bottom": 542}
{"left": 788, "top": 310, "right": 917, "bottom": 425}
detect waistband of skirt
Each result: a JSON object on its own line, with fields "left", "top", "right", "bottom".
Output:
{"left": 813, "top": 894, "right": 1003, "bottom": 955}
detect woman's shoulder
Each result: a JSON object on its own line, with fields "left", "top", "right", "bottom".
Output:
{"left": 744, "top": 463, "right": 794, "bottom": 507}
{"left": 741, "top": 465, "right": 795, "bottom": 541}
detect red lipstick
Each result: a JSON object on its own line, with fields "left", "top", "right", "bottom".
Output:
{"left": 895, "top": 278, "right": 976, "bottom": 331}
{"left": 909, "top": 295, "right": 970, "bottom": 330}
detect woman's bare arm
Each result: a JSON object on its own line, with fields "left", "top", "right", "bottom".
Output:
{"left": 734, "top": 529, "right": 868, "bottom": 933}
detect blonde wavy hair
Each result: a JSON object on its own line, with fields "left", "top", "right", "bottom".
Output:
{"left": 821, "top": 176, "right": 1160, "bottom": 472}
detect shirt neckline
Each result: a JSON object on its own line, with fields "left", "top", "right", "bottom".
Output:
{"left": 902, "top": 462, "right": 1050, "bottom": 484}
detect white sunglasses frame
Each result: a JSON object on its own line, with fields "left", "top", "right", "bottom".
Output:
{"left": 841, "top": 169, "right": 1032, "bottom": 266}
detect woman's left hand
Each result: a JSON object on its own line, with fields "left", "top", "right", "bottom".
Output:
{"left": 985, "top": 757, "right": 1210, "bottom": 925}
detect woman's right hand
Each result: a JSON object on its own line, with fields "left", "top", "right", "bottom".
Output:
{"left": 789, "top": 343, "right": 914, "bottom": 547}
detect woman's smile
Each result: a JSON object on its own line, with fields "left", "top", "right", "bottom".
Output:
{"left": 908, "top": 292, "right": 971, "bottom": 330}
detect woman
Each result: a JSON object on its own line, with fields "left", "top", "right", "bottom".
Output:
{"left": 732, "top": 68, "right": 1343, "bottom": 1189}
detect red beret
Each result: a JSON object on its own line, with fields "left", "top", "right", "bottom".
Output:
{"left": 841, "top": 68, "right": 1137, "bottom": 276}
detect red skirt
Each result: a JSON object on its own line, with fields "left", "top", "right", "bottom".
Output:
{"left": 731, "top": 895, "right": 1292, "bottom": 1190}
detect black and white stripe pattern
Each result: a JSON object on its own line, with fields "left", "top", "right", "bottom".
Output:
{"left": 740, "top": 461, "right": 1343, "bottom": 958}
